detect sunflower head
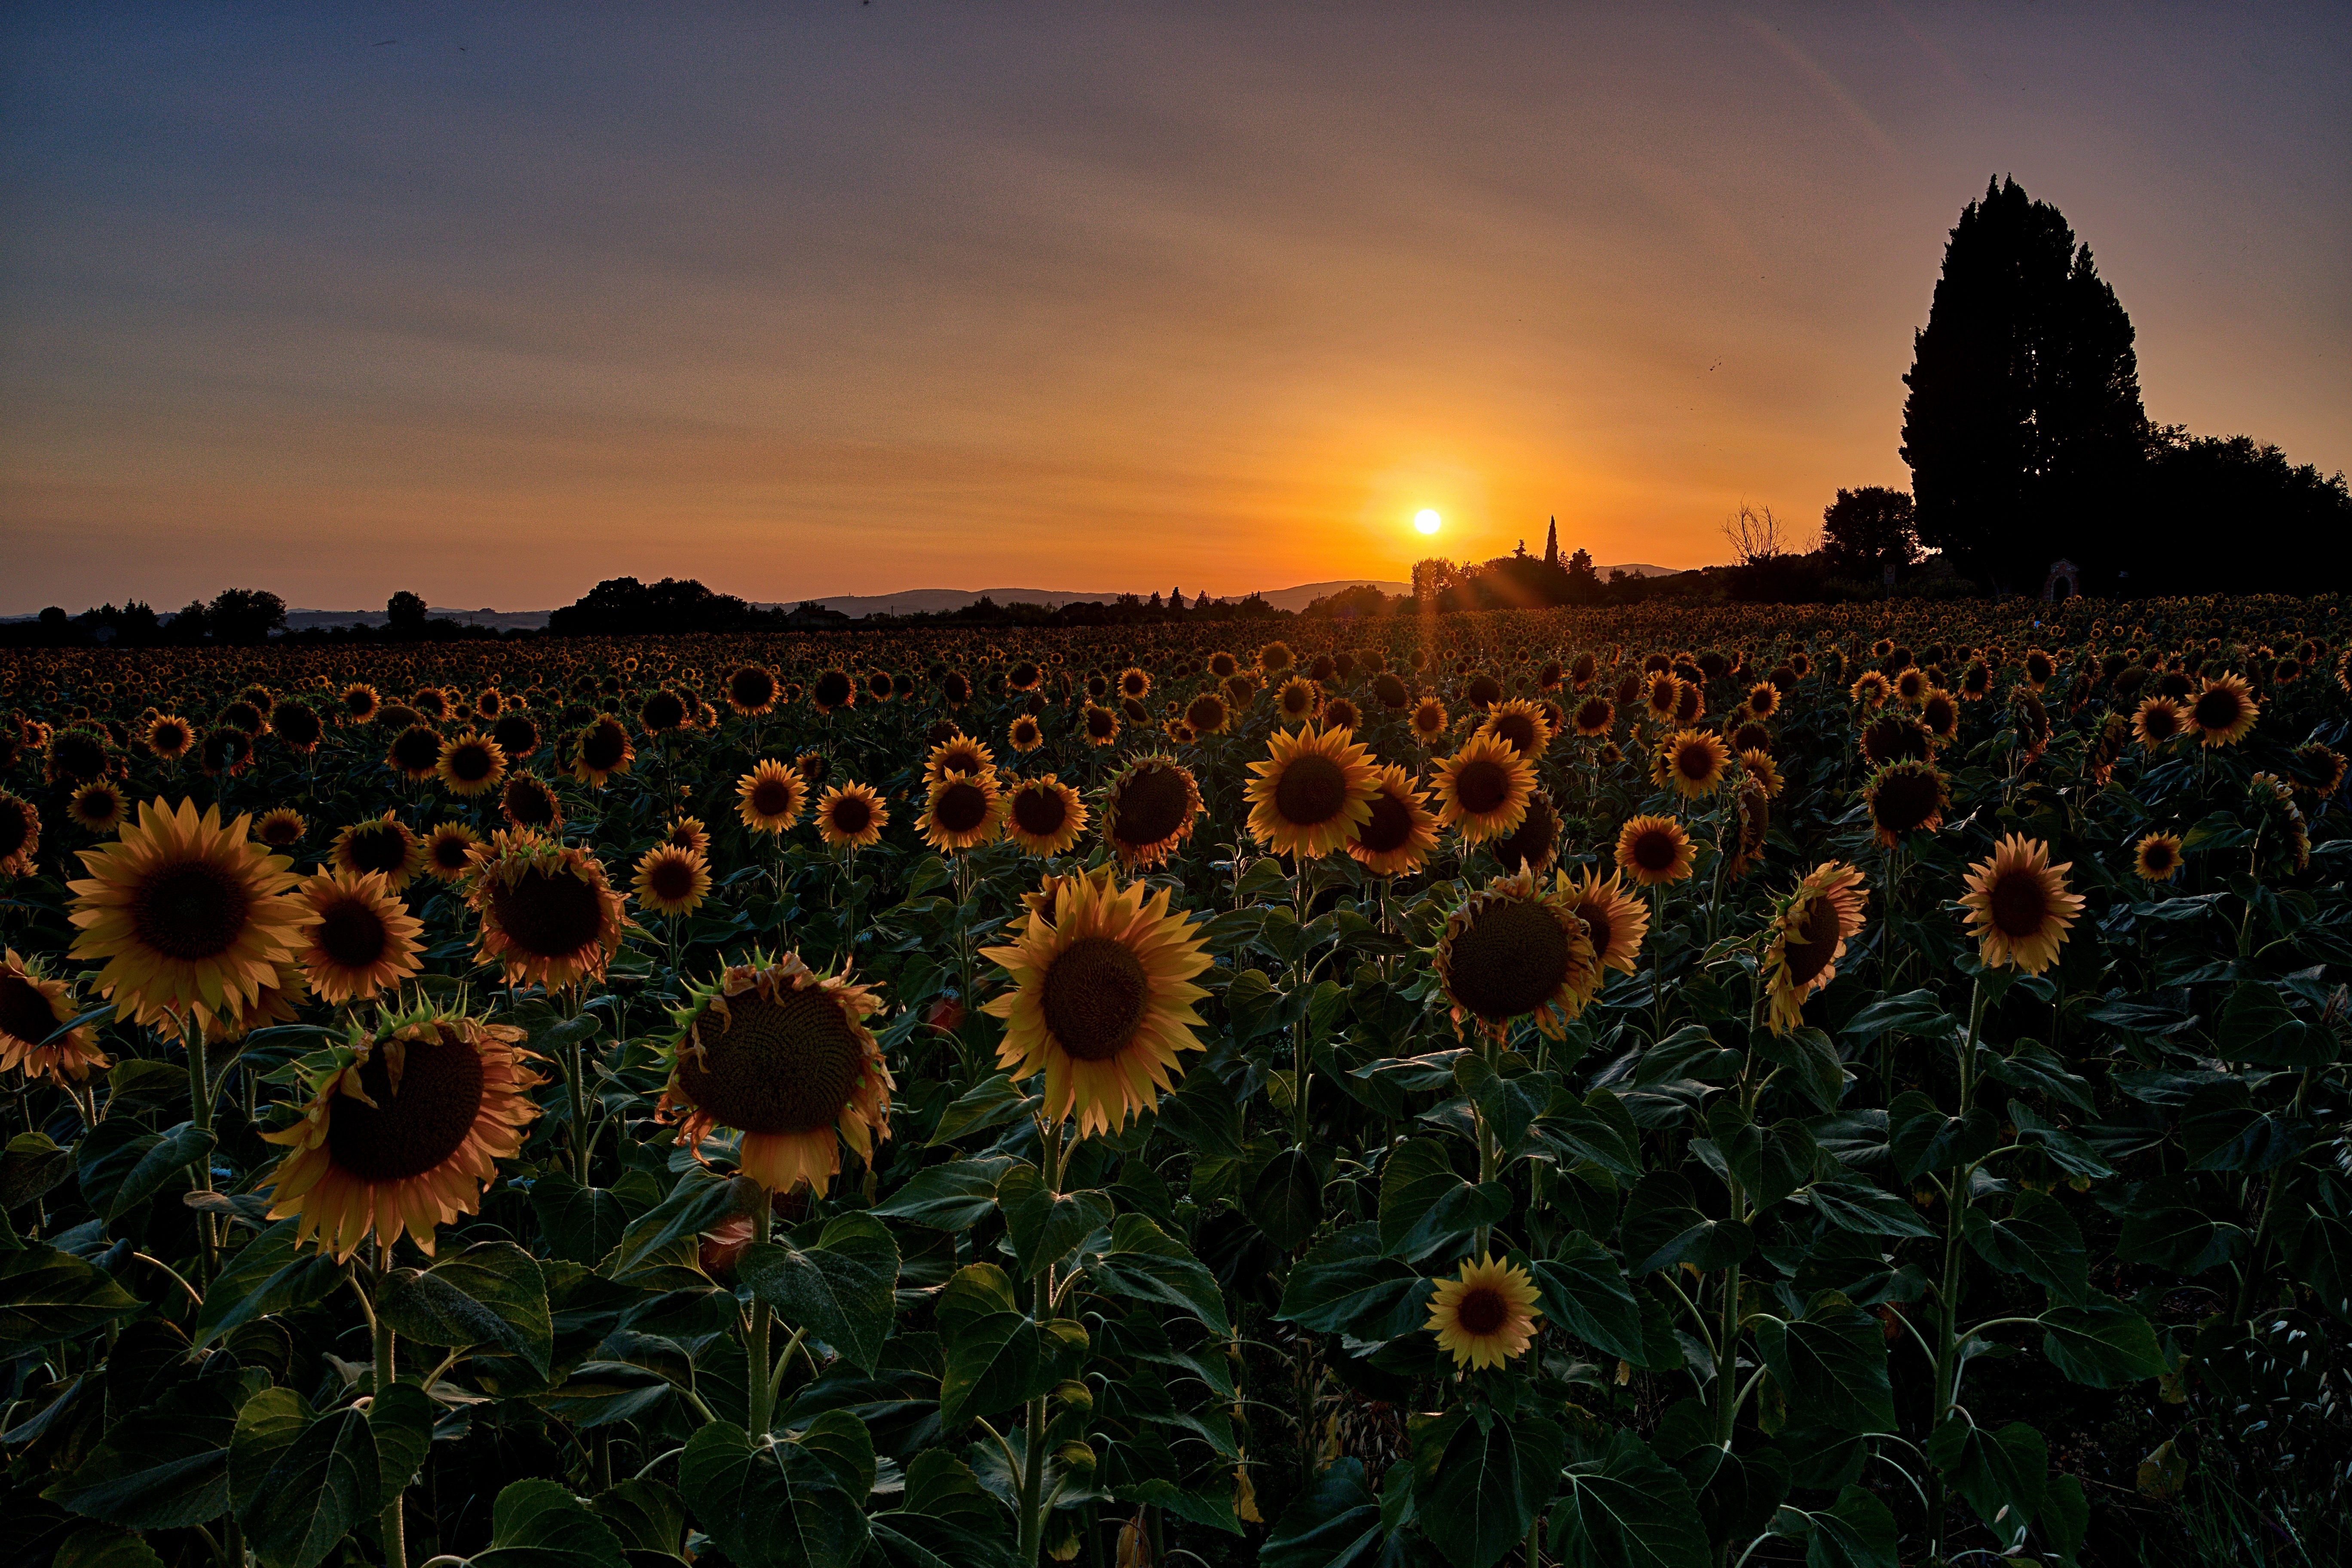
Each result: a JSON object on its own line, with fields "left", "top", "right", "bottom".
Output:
{"left": 254, "top": 807, "right": 307, "bottom": 851}
{"left": 1615, "top": 813, "right": 1694, "bottom": 888}
{"left": 921, "top": 769, "right": 1006, "bottom": 854}
{"left": 1435, "top": 867, "right": 1601, "bottom": 1038}
{"left": 1081, "top": 704, "right": 1122, "bottom": 747}
{"left": 981, "top": 865, "right": 1212, "bottom": 1136}
{"left": 658, "top": 952, "right": 892, "bottom": 1193}
{"left": 1862, "top": 759, "right": 1951, "bottom": 847}
{"left": 333, "top": 812, "right": 427, "bottom": 891}
{"left": 1348, "top": 764, "right": 1439, "bottom": 878}
{"left": 666, "top": 816, "right": 712, "bottom": 854}
{"left": 499, "top": 773, "right": 564, "bottom": 833}
{"left": 1425, "top": 1254, "right": 1542, "bottom": 1371}
{"left": 463, "top": 829, "right": 632, "bottom": 991}
{"left": 816, "top": 783, "right": 889, "bottom": 849}
{"left": 386, "top": 723, "right": 444, "bottom": 782}
{"left": 634, "top": 843, "right": 713, "bottom": 918}
{"left": 423, "top": 822, "right": 482, "bottom": 882}
{"left": 1243, "top": 724, "right": 1378, "bottom": 861}
{"left": 261, "top": 1005, "right": 544, "bottom": 1260}
{"left": 926, "top": 731, "right": 995, "bottom": 786}
{"left": 0, "top": 947, "right": 108, "bottom": 1083}
{"left": 1433, "top": 734, "right": 1535, "bottom": 844}
{"left": 1958, "top": 834, "right": 2086, "bottom": 974}
{"left": 1558, "top": 865, "right": 1648, "bottom": 977}
{"left": 1479, "top": 699, "right": 1555, "bottom": 760}
{"left": 1761, "top": 863, "right": 1869, "bottom": 1033}
{"left": 1005, "top": 775, "right": 1088, "bottom": 857}
{"left": 570, "top": 717, "right": 636, "bottom": 787}
{"left": 737, "top": 759, "right": 808, "bottom": 836}
{"left": 2132, "top": 832, "right": 2184, "bottom": 883}
{"left": 294, "top": 869, "right": 425, "bottom": 1005}
{"left": 1489, "top": 789, "right": 1561, "bottom": 875}
{"left": 1007, "top": 714, "right": 1044, "bottom": 754}
{"left": 435, "top": 732, "right": 508, "bottom": 797}
{"left": 2190, "top": 674, "right": 2260, "bottom": 747}
{"left": 67, "top": 779, "right": 129, "bottom": 834}
{"left": 1102, "top": 757, "right": 1202, "bottom": 868}
{"left": 1651, "top": 729, "right": 1732, "bottom": 799}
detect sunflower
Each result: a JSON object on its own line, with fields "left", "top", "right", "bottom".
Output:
{"left": 1489, "top": 790, "right": 1561, "bottom": 875}
{"left": 816, "top": 783, "right": 889, "bottom": 848}
{"left": 1182, "top": 691, "right": 1231, "bottom": 737}
{"left": 1859, "top": 712, "right": 1933, "bottom": 768}
{"left": 386, "top": 723, "right": 444, "bottom": 783}
{"left": 260, "top": 1009, "right": 544, "bottom": 1260}
{"left": 634, "top": 844, "right": 712, "bottom": 917}
{"left": 147, "top": 715, "right": 195, "bottom": 763}
{"left": 273, "top": 701, "right": 324, "bottom": 755}
{"left": 1102, "top": 756, "right": 1203, "bottom": 868}
{"left": 65, "top": 797, "right": 307, "bottom": 1031}
{"left": 1615, "top": 814, "right": 1695, "bottom": 888}
{"left": 920, "top": 769, "right": 1006, "bottom": 853}
{"left": 982, "top": 864, "right": 1213, "bottom": 1136}
{"left": 1410, "top": 696, "right": 1450, "bottom": 745}
{"left": 654, "top": 953, "right": 892, "bottom": 1192}
{"left": 1850, "top": 671, "right": 1892, "bottom": 710}
{"left": 1274, "top": 678, "right": 1322, "bottom": 726}
{"left": 1921, "top": 689, "right": 1960, "bottom": 744}
{"left": 66, "top": 779, "right": 128, "bottom": 834}
{"left": 570, "top": 717, "right": 636, "bottom": 787}
{"left": 1479, "top": 698, "right": 1555, "bottom": 760}
{"left": 1862, "top": 759, "right": 1950, "bottom": 846}
{"left": 499, "top": 773, "right": 565, "bottom": 833}
{"left": 332, "top": 812, "right": 427, "bottom": 891}
{"left": 1259, "top": 641, "right": 1295, "bottom": 676}
{"left": 1005, "top": 775, "right": 1088, "bottom": 857}
{"left": 1243, "top": 724, "right": 1378, "bottom": 860}
{"left": 1081, "top": 704, "right": 1122, "bottom": 747}
{"left": 1958, "top": 834, "right": 2085, "bottom": 975}
{"left": 1738, "top": 748, "right": 1785, "bottom": 800}
{"left": 1761, "top": 862, "right": 1869, "bottom": 1033}
{"left": 2133, "top": 832, "right": 2184, "bottom": 883}
{"left": 2132, "top": 695, "right": 2188, "bottom": 750}
{"left": 1572, "top": 696, "right": 1615, "bottom": 738}
{"left": 423, "top": 821, "right": 483, "bottom": 882}
{"left": 1347, "top": 765, "right": 1439, "bottom": 877}
{"left": 1746, "top": 681, "right": 1781, "bottom": 720}
{"left": 1119, "top": 667, "right": 1152, "bottom": 701}
{"left": 201, "top": 726, "right": 254, "bottom": 779}
{"left": 1432, "top": 734, "right": 1536, "bottom": 844}
{"left": 2188, "top": 674, "right": 2260, "bottom": 747}
{"left": 464, "top": 830, "right": 631, "bottom": 990}
{"left": 1007, "top": 714, "right": 1044, "bottom": 754}
{"left": 666, "top": 815, "right": 712, "bottom": 855}
{"left": 1426, "top": 1254, "right": 1542, "bottom": 1371}
{"left": 44, "top": 728, "right": 111, "bottom": 786}
{"left": 0, "top": 948, "right": 107, "bottom": 1083}
{"left": 1558, "top": 865, "right": 1648, "bottom": 976}
{"left": 1436, "top": 867, "right": 1600, "bottom": 1038}
{"left": 254, "top": 807, "right": 306, "bottom": 851}
{"left": 926, "top": 731, "right": 996, "bottom": 787}
{"left": 737, "top": 759, "right": 808, "bottom": 836}
{"left": 1727, "top": 775, "right": 1770, "bottom": 880}
{"left": 293, "top": 869, "right": 425, "bottom": 1005}
{"left": 434, "top": 732, "right": 507, "bottom": 798}
{"left": 1650, "top": 729, "right": 1731, "bottom": 800}
{"left": 340, "top": 684, "right": 380, "bottom": 724}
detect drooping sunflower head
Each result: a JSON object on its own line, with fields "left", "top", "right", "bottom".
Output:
{"left": 1005, "top": 775, "right": 1089, "bottom": 858}
{"left": 1650, "top": 729, "right": 1731, "bottom": 800}
{"left": 65, "top": 796, "right": 307, "bottom": 1030}
{"left": 1435, "top": 867, "right": 1600, "bottom": 1038}
{"left": 815, "top": 783, "right": 890, "bottom": 849}
{"left": 1102, "top": 756, "right": 1202, "bottom": 868}
{"left": 463, "top": 829, "right": 631, "bottom": 991}
{"left": 926, "top": 731, "right": 995, "bottom": 787}
{"left": 294, "top": 869, "right": 425, "bottom": 1006}
{"left": 1432, "top": 734, "right": 1535, "bottom": 845}
{"left": 1921, "top": 689, "right": 1960, "bottom": 742}
{"left": 2133, "top": 832, "right": 2184, "bottom": 883}
{"left": 658, "top": 953, "right": 892, "bottom": 1192}
{"left": 0, "top": 947, "right": 108, "bottom": 1084}
{"left": 1425, "top": 1253, "right": 1542, "bottom": 1371}
{"left": 2189, "top": 674, "right": 2260, "bottom": 747}
{"left": 66, "top": 779, "right": 129, "bottom": 835}
{"left": 1243, "top": 724, "right": 1378, "bottom": 861}
{"left": 981, "top": 864, "right": 1212, "bottom": 1136}
{"left": 1347, "top": 764, "right": 1439, "bottom": 878}
{"left": 261, "top": 1007, "right": 544, "bottom": 1260}
{"left": 1761, "top": 862, "right": 1869, "bottom": 1033}
{"left": 332, "top": 812, "right": 427, "bottom": 891}
{"left": 634, "top": 843, "right": 712, "bottom": 917}
{"left": 921, "top": 769, "right": 1006, "bottom": 854}
{"left": 1615, "top": 813, "right": 1694, "bottom": 888}
{"left": 1859, "top": 712, "right": 1932, "bottom": 769}
{"left": 1558, "top": 865, "right": 1648, "bottom": 976}
{"left": 1958, "top": 834, "right": 2085, "bottom": 974}
{"left": 423, "top": 821, "right": 482, "bottom": 882}
{"left": 736, "top": 759, "right": 808, "bottom": 836}
{"left": 435, "top": 732, "right": 507, "bottom": 798}
{"left": 1862, "top": 759, "right": 1951, "bottom": 847}
{"left": 1738, "top": 748, "right": 1785, "bottom": 800}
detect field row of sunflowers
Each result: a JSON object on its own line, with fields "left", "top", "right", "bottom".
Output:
{"left": 0, "top": 596, "right": 2347, "bottom": 1568}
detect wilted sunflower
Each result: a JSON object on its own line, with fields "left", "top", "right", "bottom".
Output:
{"left": 1650, "top": 729, "right": 1732, "bottom": 799}
{"left": 499, "top": 773, "right": 564, "bottom": 833}
{"left": 633, "top": 844, "right": 712, "bottom": 917}
{"left": 464, "top": 830, "right": 631, "bottom": 990}
{"left": 570, "top": 717, "right": 636, "bottom": 787}
{"left": 65, "top": 797, "right": 307, "bottom": 1031}
{"left": 2132, "top": 695, "right": 2188, "bottom": 750}
{"left": 657, "top": 953, "right": 891, "bottom": 1192}
{"left": 1489, "top": 790, "right": 1561, "bottom": 875}
{"left": 1244, "top": 724, "right": 1378, "bottom": 860}
{"left": 1006, "top": 714, "right": 1044, "bottom": 753}
{"left": 1432, "top": 734, "right": 1535, "bottom": 844}
{"left": 66, "top": 779, "right": 128, "bottom": 834}
{"left": 1426, "top": 1254, "right": 1542, "bottom": 1371}
{"left": 736, "top": 759, "right": 808, "bottom": 836}
{"left": 1103, "top": 756, "right": 1203, "bottom": 868}
{"left": 2188, "top": 674, "right": 2259, "bottom": 747}
{"left": 1005, "top": 775, "right": 1088, "bottom": 857}
{"left": 1615, "top": 814, "right": 1695, "bottom": 888}
{"left": 253, "top": 807, "right": 306, "bottom": 851}
{"left": 1558, "top": 865, "right": 1648, "bottom": 976}
{"left": 0, "top": 948, "right": 107, "bottom": 1083}
{"left": 1761, "top": 862, "right": 1869, "bottom": 1033}
{"left": 1081, "top": 704, "right": 1122, "bottom": 747}
{"left": 261, "top": 1009, "right": 543, "bottom": 1259}
{"left": 333, "top": 812, "right": 427, "bottom": 891}
{"left": 1958, "top": 834, "right": 2085, "bottom": 974}
{"left": 982, "top": 864, "right": 1212, "bottom": 1136}
{"left": 1863, "top": 759, "right": 1951, "bottom": 846}
{"left": 921, "top": 769, "right": 1006, "bottom": 853}
{"left": 386, "top": 723, "right": 444, "bottom": 783}
{"left": 1436, "top": 867, "right": 1600, "bottom": 1037}
{"left": 816, "top": 783, "right": 889, "bottom": 848}
{"left": 293, "top": 869, "right": 424, "bottom": 1005}
{"left": 435, "top": 731, "right": 508, "bottom": 798}
{"left": 147, "top": 715, "right": 195, "bottom": 763}
{"left": 1347, "top": 765, "right": 1439, "bottom": 877}
{"left": 2133, "top": 832, "right": 2184, "bottom": 882}
{"left": 1479, "top": 698, "right": 1555, "bottom": 760}
{"left": 423, "top": 821, "right": 482, "bottom": 882}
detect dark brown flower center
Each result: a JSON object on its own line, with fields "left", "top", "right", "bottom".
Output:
{"left": 1675, "top": 741, "right": 1718, "bottom": 782}
{"left": 326, "top": 1032, "right": 484, "bottom": 1182}
{"left": 131, "top": 858, "right": 254, "bottom": 962}
{"left": 1868, "top": 766, "right": 1944, "bottom": 836}
{"left": 1492, "top": 713, "right": 1540, "bottom": 754}
{"left": 1186, "top": 695, "right": 1226, "bottom": 732}
{"left": 0, "top": 974, "right": 60, "bottom": 1045}
{"left": 317, "top": 896, "right": 389, "bottom": 969}
{"left": 1782, "top": 891, "right": 1844, "bottom": 987}
{"left": 828, "top": 796, "right": 873, "bottom": 835}
{"left": 1446, "top": 899, "right": 1571, "bottom": 1021}
{"left": 647, "top": 854, "right": 699, "bottom": 902}
{"left": 1630, "top": 826, "right": 1679, "bottom": 873}
{"left": 1013, "top": 786, "right": 1069, "bottom": 838}
{"left": 431, "top": 834, "right": 474, "bottom": 871}
{"left": 489, "top": 864, "right": 606, "bottom": 959}
{"left": 581, "top": 723, "right": 629, "bottom": 772}
{"left": 750, "top": 778, "right": 796, "bottom": 818}
{"left": 1988, "top": 867, "right": 2050, "bottom": 939}
{"left": 2143, "top": 841, "right": 2177, "bottom": 872}
{"left": 1358, "top": 790, "right": 1414, "bottom": 855}
{"left": 1577, "top": 901, "right": 1613, "bottom": 957}
{"left": 345, "top": 824, "right": 412, "bottom": 876}
{"left": 934, "top": 780, "right": 990, "bottom": 836}
{"left": 1274, "top": 753, "right": 1349, "bottom": 827}
{"left": 505, "top": 781, "right": 558, "bottom": 827}
{"left": 448, "top": 743, "right": 496, "bottom": 783}
{"left": 1456, "top": 1285, "right": 1508, "bottom": 1336}
{"left": 1452, "top": 757, "right": 1510, "bottom": 816}
{"left": 1041, "top": 935, "right": 1151, "bottom": 1062}
{"left": 2193, "top": 689, "right": 2242, "bottom": 732}
{"left": 1112, "top": 765, "right": 1194, "bottom": 848}
{"left": 677, "top": 989, "right": 865, "bottom": 1134}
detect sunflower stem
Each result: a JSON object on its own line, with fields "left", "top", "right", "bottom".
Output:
{"left": 374, "top": 1246, "right": 408, "bottom": 1568}
{"left": 1925, "top": 977, "right": 1989, "bottom": 1562}
{"left": 181, "top": 1014, "right": 218, "bottom": 1284}
{"left": 745, "top": 1198, "right": 775, "bottom": 1437}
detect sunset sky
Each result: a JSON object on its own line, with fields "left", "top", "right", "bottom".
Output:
{"left": 3, "top": 3, "right": 2346, "bottom": 616}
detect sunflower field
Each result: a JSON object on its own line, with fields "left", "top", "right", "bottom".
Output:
{"left": 1, "top": 596, "right": 2349, "bottom": 1568}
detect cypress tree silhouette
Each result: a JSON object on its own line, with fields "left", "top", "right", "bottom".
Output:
{"left": 1543, "top": 517, "right": 1559, "bottom": 569}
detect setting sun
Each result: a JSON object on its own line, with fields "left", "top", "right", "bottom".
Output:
{"left": 1414, "top": 509, "right": 1442, "bottom": 536}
